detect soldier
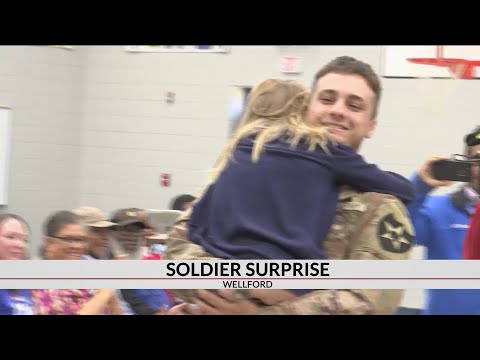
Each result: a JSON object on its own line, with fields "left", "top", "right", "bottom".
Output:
{"left": 166, "top": 185, "right": 413, "bottom": 315}
{"left": 165, "top": 56, "right": 414, "bottom": 315}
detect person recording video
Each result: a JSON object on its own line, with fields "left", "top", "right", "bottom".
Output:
{"left": 407, "top": 126, "right": 480, "bottom": 315}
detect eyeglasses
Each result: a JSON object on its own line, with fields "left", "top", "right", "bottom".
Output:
{"left": 50, "top": 236, "right": 87, "bottom": 244}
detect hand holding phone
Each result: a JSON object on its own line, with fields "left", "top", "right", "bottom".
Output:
{"left": 417, "top": 156, "right": 452, "bottom": 188}
{"left": 431, "top": 159, "right": 472, "bottom": 182}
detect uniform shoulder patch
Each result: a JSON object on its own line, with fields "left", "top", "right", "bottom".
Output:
{"left": 377, "top": 213, "right": 413, "bottom": 253}
{"left": 339, "top": 201, "right": 367, "bottom": 212}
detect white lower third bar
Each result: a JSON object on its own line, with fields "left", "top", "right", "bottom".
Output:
{"left": 2, "top": 278, "right": 480, "bottom": 289}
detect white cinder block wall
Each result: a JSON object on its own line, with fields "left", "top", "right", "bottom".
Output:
{"left": 80, "top": 46, "right": 386, "bottom": 212}
{"left": 81, "top": 46, "right": 479, "bottom": 212}
{"left": 5, "top": 45, "right": 480, "bottom": 308}
{"left": 0, "top": 46, "right": 85, "bottom": 255}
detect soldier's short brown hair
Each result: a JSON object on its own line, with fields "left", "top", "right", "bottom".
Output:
{"left": 312, "top": 56, "right": 382, "bottom": 120}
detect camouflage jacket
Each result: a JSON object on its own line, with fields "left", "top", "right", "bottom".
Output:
{"left": 164, "top": 186, "right": 414, "bottom": 315}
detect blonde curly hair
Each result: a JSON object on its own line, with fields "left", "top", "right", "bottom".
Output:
{"left": 206, "top": 78, "right": 329, "bottom": 186}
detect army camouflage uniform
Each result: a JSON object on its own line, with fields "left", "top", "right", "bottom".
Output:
{"left": 163, "top": 207, "right": 251, "bottom": 302}
{"left": 164, "top": 185, "right": 414, "bottom": 314}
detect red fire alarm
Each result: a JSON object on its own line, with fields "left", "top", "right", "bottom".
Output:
{"left": 160, "top": 173, "right": 170, "bottom": 187}
{"left": 165, "top": 91, "right": 175, "bottom": 105}
{"left": 280, "top": 56, "right": 302, "bottom": 74}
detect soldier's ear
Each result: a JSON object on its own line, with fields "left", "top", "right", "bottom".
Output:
{"left": 365, "top": 120, "right": 377, "bottom": 139}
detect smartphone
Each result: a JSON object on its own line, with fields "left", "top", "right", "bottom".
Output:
{"left": 431, "top": 159, "right": 472, "bottom": 182}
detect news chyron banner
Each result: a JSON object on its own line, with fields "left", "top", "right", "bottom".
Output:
{"left": 2, "top": 260, "right": 480, "bottom": 289}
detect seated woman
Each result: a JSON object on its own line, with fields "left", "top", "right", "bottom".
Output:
{"left": 0, "top": 213, "right": 33, "bottom": 315}
{"left": 31, "top": 210, "right": 121, "bottom": 315}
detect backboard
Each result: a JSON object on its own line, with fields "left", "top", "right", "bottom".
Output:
{"left": 382, "top": 46, "right": 480, "bottom": 78}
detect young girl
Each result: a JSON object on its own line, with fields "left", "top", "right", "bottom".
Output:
{"left": 187, "top": 78, "right": 412, "bottom": 263}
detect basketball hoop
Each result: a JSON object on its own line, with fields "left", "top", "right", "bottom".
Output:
{"left": 407, "top": 57, "right": 478, "bottom": 79}
{"left": 448, "top": 61, "right": 467, "bottom": 79}
{"left": 407, "top": 57, "right": 464, "bottom": 120}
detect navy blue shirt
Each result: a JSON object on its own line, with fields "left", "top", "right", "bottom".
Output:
{"left": 188, "top": 137, "right": 413, "bottom": 261}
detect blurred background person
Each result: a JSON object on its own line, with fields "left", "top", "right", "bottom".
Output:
{"left": 0, "top": 213, "right": 33, "bottom": 315}
{"left": 407, "top": 126, "right": 480, "bottom": 315}
{"left": 72, "top": 206, "right": 116, "bottom": 260}
{"left": 109, "top": 208, "right": 174, "bottom": 314}
{"left": 122, "top": 207, "right": 160, "bottom": 257}
{"left": 110, "top": 208, "right": 148, "bottom": 260}
{"left": 462, "top": 202, "right": 480, "bottom": 259}
{"left": 31, "top": 210, "right": 120, "bottom": 315}
{"left": 169, "top": 194, "right": 195, "bottom": 212}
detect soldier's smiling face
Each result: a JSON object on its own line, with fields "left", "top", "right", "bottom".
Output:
{"left": 305, "top": 73, "right": 377, "bottom": 152}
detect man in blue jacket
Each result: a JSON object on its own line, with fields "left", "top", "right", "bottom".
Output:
{"left": 407, "top": 126, "right": 480, "bottom": 314}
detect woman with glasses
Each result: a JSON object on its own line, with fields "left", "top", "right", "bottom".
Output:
{"left": 0, "top": 213, "right": 33, "bottom": 315}
{"left": 31, "top": 210, "right": 121, "bottom": 315}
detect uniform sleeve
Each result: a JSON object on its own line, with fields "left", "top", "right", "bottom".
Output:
{"left": 164, "top": 217, "right": 222, "bottom": 302}
{"left": 164, "top": 218, "right": 219, "bottom": 261}
{"left": 256, "top": 194, "right": 414, "bottom": 315}
{"left": 329, "top": 144, "right": 414, "bottom": 204}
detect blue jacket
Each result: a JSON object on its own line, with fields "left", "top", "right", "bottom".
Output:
{"left": 407, "top": 173, "right": 480, "bottom": 314}
{"left": 0, "top": 290, "right": 33, "bottom": 315}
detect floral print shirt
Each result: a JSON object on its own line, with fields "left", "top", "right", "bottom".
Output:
{"left": 31, "top": 289, "right": 93, "bottom": 315}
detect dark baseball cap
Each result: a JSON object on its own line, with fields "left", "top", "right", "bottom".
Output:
{"left": 110, "top": 208, "right": 148, "bottom": 228}
{"left": 465, "top": 127, "right": 480, "bottom": 147}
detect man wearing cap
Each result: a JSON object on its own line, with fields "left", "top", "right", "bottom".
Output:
{"left": 110, "top": 208, "right": 174, "bottom": 315}
{"left": 406, "top": 126, "right": 480, "bottom": 315}
{"left": 72, "top": 206, "right": 116, "bottom": 260}
{"left": 110, "top": 208, "right": 150, "bottom": 260}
